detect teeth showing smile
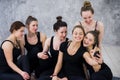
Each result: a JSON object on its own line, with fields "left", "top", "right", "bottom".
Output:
{"left": 84, "top": 42, "right": 88, "bottom": 45}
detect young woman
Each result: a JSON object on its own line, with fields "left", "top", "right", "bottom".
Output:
{"left": 76, "top": 1, "right": 104, "bottom": 48}
{"left": 24, "top": 16, "right": 47, "bottom": 78}
{"left": 52, "top": 25, "right": 86, "bottom": 80}
{"left": 83, "top": 31, "right": 113, "bottom": 80}
{"left": 37, "top": 16, "right": 68, "bottom": 80}
{"left": 0, "top": 21, "right": 30, "bottom": 80}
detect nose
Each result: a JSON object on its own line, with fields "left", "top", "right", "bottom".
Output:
{"left": 35, "top": 25, "right": 38, "bottom": 29}
{"left": 86, "top": 18, "right": 90, "bottom": 22}
{"left": 63, "top": 33, "right": 67, "bottom": 37}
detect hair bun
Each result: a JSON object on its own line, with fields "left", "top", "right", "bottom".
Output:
{"left": 56, "top": 16, "right": 62, "bottom": 22}
{"left": 84, "top": 1, "right": 92, "bottom": 8}
{"left": 28, "top": 16, "right": 33, "bottom": 19}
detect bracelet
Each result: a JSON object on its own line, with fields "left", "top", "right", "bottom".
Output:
{"left": 52, "top": 75, "right": 57, "bottom": 77}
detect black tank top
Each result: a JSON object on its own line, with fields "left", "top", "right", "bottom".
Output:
{"left": 24, "top": 32, "right": 43, "bottom": 61}
{"left": 0, "top": 40, "right": 21, "bottom": 73}
{"left": 79, "top": 21, "right": 98, "bottom": 31}
{"left": 49, "top": 36, "right": 68, "bottom": 68}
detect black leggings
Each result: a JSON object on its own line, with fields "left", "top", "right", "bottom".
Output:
{"left": 90, "top": 63, "right": 113, "bottom": 80}
{"left": 0, "top": 55, "right": 30, "bottom": 80}
{"left": 37, "top": 69, "right": 66, "bottom": 80}
{"left": 67, "top": 76, "right": 85, "bottom": 80}
{"left": 0, "top": 73, "right": 23, "bottom": 80}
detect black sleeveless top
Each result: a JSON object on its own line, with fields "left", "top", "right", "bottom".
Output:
{"left": 60, "top": 41, "right": 86, "bottom": 77}
{"left": 0, "top": 40, "right": 21, "bottom": 73}
{"left": 49, "top": 36, "right": 68, "bottom": 68}
{"left": 79, "top": 21, "right": 98, "bottom": 32}
{"left": 24, "top": 32, "right": 43, "bottom": 59}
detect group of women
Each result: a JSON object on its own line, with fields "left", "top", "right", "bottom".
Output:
{"left": 0, "top": 1, "right": 113, "bottom": 80}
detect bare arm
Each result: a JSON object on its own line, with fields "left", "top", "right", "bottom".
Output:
{"left": 83, "top": 52, "right": 101, "bottom": 72}
{"left": 98, "top": 21, "right": 104, "bottom": 49}
{"left": 52, "top": 51, "right": 63, "bottom": 80}
{"left": 2, "top": 41, "right": 29, "bottom": 79}
{"left": 40, "top": 32, "right": 47, "bottom": 48}
{"left": 37, "top": 38, "right": 50, "bottom": 59}
{"left": 83, "top": 52, "right": 99, "bottom": 66}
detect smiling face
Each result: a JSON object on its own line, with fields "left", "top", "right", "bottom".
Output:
{"left": 81, "top": 10, "right": 94, "bottom": 24}
{"left": 28, "top": 21, "right": 38, "bottom": 33}
{"left": 83, "top": 33, "right": 95, "bottom": 47}
{"left": 72, "top": 27, "right": 84, "bottom": 42}
{"left": 55, "top": 26, "right": 67, "bottom": 40}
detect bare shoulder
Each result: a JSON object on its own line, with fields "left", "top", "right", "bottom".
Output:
{"left": 45, "top": 37, "right": 51, "bottom": 46}
{"left": 46, "top": 37, "right": 51, "bottom": 43}
{"left": 97, "top": 21, "right": 104, "bottom": 31}
{"left": 40, "top": 32, "right": 47, "bottom": 41}
{"left": 40, "top": 32, "right": 47, "bottom": 38}
{"left": 2, "top": 40, "right": 13, "bottom": 50}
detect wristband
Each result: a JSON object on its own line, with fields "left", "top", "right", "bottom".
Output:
{"left": 52, "top": 75, "right": 57, "bottom": 77}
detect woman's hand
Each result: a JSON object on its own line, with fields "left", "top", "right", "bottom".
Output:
{"left": 37, "top": 52, "right": 49, "bottom": 59}
{"left": 59, "top": 77, "right": 68, "bottom": 80}
{"left": 89, "top": 49, "right": 96, "bottom": 58}
{"left": 95, "top": 52, "right": 103, "bottom": 65}
{"left": 20, "top": 71, "right": 30, "bottom": 80}
{"left": 92, "top": 52, "right": 103, "bottom": 72}
{"left": 52, "top": 76, "right": 59, "bottom": 80}
{"left": 52, "top": 76, "right": 68, "bottom": 80}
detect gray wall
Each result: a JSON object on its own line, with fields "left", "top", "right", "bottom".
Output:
{"left": 0, "top": 0, "right": 120, "bottom": 45}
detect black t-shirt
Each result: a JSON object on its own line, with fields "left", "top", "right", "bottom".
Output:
{"left": 60, "top": 41, "right": 86, "bottom": 77}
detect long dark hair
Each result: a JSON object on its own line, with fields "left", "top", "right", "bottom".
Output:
{"left": 86, "top": 30, "right": 99, "bottom": 48}
{"left": 10, "top": 21, "right": 25, "bottom": 33}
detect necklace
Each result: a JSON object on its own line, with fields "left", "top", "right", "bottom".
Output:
{"left": 15, "top": 40, "right": 20, "bottom": 49}
{"left": 68, "top": 42, "right": 81, "bottom": 55}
